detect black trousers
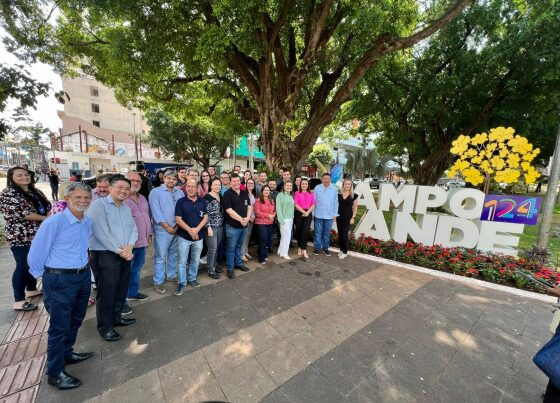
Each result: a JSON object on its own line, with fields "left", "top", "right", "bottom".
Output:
{"left": 336, "top": 216, "right": 351, "bottom": 254}
{"left": 10, "top": 245, "right": 37, "bottom": 302}
{"left": 294, "top": 211, "right": 312, "bottom": 250}
{"left": 90, "top": 251, "right": 131, "bottom": 335}
{"left": 544, "top": 381, "right": 560, "bottom": 403}
{"left": 42, "top": 269, "right": 90, "bottom": 376}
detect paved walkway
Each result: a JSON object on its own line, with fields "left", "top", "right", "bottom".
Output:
{"left": 0, "top": 244, "right": 554, "bottom": 402}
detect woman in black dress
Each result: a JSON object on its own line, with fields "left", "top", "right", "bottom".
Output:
{"left": 337, "top": 178, "right": 358, "bottom": 260}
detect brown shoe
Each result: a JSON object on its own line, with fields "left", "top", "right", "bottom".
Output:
{"left": 154, "top": 283, "right": 167, "bottom": 294}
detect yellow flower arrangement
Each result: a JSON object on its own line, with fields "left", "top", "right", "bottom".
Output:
{"left": 448, "top": 127, "right": 541, "bottom": 192}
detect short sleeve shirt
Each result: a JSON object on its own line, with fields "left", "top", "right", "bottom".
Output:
{"left": 174, "top": 196, "right": 208, "bottom": 241}
{"left": 222, "top": 188, "right": 251, "bottom": 228}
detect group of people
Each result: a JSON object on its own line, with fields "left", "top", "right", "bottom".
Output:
{"left": 0, "top": 163, "right": 358, "bottom": 391}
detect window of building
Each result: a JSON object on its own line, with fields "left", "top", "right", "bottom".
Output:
{"left": 92, "top": 120, "right": 100, "bottom": 127}
{"left": 71, "top": 162, "right": 79, "bottom": 170}
{"left": 90, "top": 86, "right": 99, "bottom": 96}
{"left": 141, "top": 115, "right": 145, "bottom": 121}
{"left": 142, "top": 129, "right": 145, "bottom": 135}
{"left": 91, "top": 103, "right": 100, "bottom": 113}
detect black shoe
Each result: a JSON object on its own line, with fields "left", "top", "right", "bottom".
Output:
{"left": 235, "top": 265, "right": 249, "bottom": 272}
{"left": 48, "top": 371, "right": 81, "bottom": 390}
{"left": 114, "top": 318, "right": 136, "bottom": 327}
{"left": 127, "top": 293, "right": 150, "bottom": 301}
{"left": 121, "top": 303, "right": 133, "bottom": 316}
{"left": 101, "top": 329, "right": 121, "bottom": 342}
{"left": 208, "top": 271, "right": 220, "bottom": 279}
{"left": 323, "top": 250, "right": 331, "bottom": 256}
{"left": 267, "top": 247, "right": 274, "bottom": 253}
{"left": 313, "top": 250, "right": 320, "bottom": 256}
{"left": 65, "top": 352, "right": 94, "bottom": 365}
{"left": 216, "top": 266, "right": 224, "bottom": 273}
{"left": 227, "top": 271, "right": 235, "bottom": 279}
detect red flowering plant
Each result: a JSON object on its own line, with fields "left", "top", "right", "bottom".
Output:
{"left": 330, "top": 230, "right": 557, "bottom": 294}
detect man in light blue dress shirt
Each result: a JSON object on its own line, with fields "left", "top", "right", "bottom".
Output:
{"left": 149, "top": 169, "right": 184, "bottom": 294}
{"left": 27, "top": 183, "right": 94, "bottom": 390}
{"left": 87, "top": 177, "right": 138, "bottom": 342}
{"left": 313, "top": 173, "right": 339, "bottom": 256}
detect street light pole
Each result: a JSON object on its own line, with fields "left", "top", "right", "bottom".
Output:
{"left": 132, "top": 112, "right": 138, "bottom": 165}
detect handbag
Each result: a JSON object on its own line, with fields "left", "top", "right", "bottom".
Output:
{"left": 534, "top": 325, "right": 560, "bottom": 389}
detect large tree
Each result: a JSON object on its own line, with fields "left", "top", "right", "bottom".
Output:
{"left": 146, "top": 109, "right": 235, "bottom": 168}
{"left": 2, "top": 0, "right": 473, "bottom": 171}
{"left": 348, "top": 0, "right": 560, "bottom": 185}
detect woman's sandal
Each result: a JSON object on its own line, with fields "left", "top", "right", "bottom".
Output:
{"left": 14, "top": 301, "right": 38, "bottom": 311}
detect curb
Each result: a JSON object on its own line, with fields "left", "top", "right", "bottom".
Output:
{"left": 328, "top": 246, "right": 557, "bottom": 304}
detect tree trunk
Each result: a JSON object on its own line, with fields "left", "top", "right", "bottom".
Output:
{"left": 537, "top": 122, "right": 560, "bottom": 250}
{"left": 411, "top": 142, "right": 453, "bottom": 185}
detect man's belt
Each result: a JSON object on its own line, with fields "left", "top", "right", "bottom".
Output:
{"left": 44, "top": 265, "right": 89, "bottom": 275}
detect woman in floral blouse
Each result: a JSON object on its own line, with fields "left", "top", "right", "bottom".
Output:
{"left": 0, "top": 167, "right": 51, "bottom": 311}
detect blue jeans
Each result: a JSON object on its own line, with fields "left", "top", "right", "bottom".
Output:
{"left": 177, "top": 237, "right": 203, "bottom": 284}
{"left": 205, "top": 226, "right": 223, "bottom": 274}
{"left": 256, "top": 224, "right": 272, "bottom": 263}
{"left": 42, "top": 269, "right": 90, "bottom": 376}
{"left": 313, "top": 217, "right": 333, "bottom": 252}
{"left": 153, "top": 228, "right": 178, "bottom": 285}
{"left": 128, "top": 247, "right": 146, "bottom": 297}
{"left": 225, "top": 224, "right": 247, "bottom": 272}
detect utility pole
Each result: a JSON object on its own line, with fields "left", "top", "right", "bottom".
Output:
{"left": 248, "top": 131, "right": 254, "bottom": 172}
{"left": 132, "top": 112, "right": 138, "bottom": 165}
{"left": 537, "top": 122, "right": 560, "bottom": 252}
{"left": 233, "top": 134, "right": 237, "bottom": 168}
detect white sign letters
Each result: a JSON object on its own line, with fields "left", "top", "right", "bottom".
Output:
{"left": 353, "top": 182, "right": 524, "bottom": 257}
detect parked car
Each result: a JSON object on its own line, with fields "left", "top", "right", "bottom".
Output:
{"left": 367, "top": 178, "right": 380, "bottom": 189}
{"left": 447, "top": 180, "right": 466, "bottom": 188}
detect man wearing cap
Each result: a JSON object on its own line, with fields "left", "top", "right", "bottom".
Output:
{"left": 149, "top": 170, "right": 184, "bottom": 294}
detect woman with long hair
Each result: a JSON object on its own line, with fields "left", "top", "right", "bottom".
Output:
{"left": 204, "top": 178, "right": 224, "bottom": 279}
{"left": 241, "top": 178, "right": 256, "bottom": 260}
{"left": 294, "top": 178, "right": 315, "bottom": 259}
{"left": 240, "top": 170, "right": 252, "bottom": 190}
{"left": 337, "top": 178, "right": 358, "bottom": 259}
{"left": 0, "top": 166, "right": 52, "bottom": 311}
{"left": 276, "top": 180, "right": 294, "bottom": 259}
{"left": 198, "top": 170, "right": 211, "bottom": 198}
{"left": 253, "top": 185, "right": 276, "bottom": 264}
{"left": 294, "top": 176, "right": 302, "bottom": 193}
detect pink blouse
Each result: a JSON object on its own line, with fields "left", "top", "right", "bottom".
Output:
{"left": 294, "top": 191, "right": 315, "bottom": 210}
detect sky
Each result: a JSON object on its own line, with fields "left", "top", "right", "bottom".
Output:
{"left": 1, "top": 28, "right": 63, "bottom": 134}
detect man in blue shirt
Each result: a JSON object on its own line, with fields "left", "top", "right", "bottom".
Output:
{"left": 149, "top": 170, "right": 184, "bottom": 294}
{"left": 27, "top": 183, "right": 94, "bottom": 390}
{"left": 313, "top": 173, "right": 339, "bottom": 256}
{"left": 87, "top": 177, "right": 138, "bottom": 342}
{"left": 174, "top": 179, "right": 208, "bottom": 295}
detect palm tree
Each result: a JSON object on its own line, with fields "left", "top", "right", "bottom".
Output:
{"left": 345, "top": 148, "right": 393, "bottom": 179}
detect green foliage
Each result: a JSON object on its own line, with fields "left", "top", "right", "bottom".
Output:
{"left": 0, "top": 65, "right": 50, "bottom": 138}
{"left": 145, "top": 109, "right": 232, "bottom": 168}
{"left": 307, "top": 144, "right": 333, "bottom": 168}
{"left": 349, "top": 0, "right": 560, "bottom": 185}
{"left": 0, "top": 0, "right": 470, "bottom": 170}
{"left": 345, "top": 148, "right": 393, "bottom": 179}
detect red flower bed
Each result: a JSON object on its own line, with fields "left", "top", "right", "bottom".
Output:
{"left": 330, "top": 230, "right": 557, "bottom": 294}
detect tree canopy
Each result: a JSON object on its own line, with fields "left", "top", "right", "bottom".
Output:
{"left": 2, "top": 0, "right": 474, "bottom": 170}
{"left": 145, "top": 109, "right": 232, "bottom": 168}
{"left": 0, "top": 65, "right": 50, "bottom": 139}
{"left": 347, "top": 0, "right": 560, "bottom": 185}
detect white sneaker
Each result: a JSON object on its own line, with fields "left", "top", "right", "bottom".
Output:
{"left": 339, "top": 253, "right": 347, "bottom": 260}
{"left": 200, "top": 256, "right": 207, "bottom": 264}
